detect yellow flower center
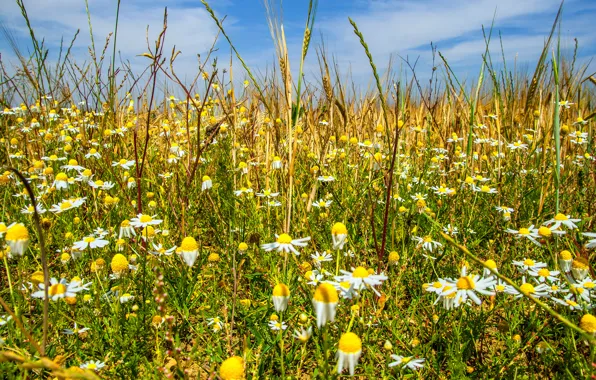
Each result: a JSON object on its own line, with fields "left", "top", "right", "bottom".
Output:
{"left": 520, "top": 283, "right": 535, "bottom": 295}
{"left": 84, "top": 237, "right": 95, "bottom": 243}
{"left": 111, "top": 254, "right": 129, "bottom": 273}
{"left": 49, "top": 283, "right": 67, "bottom": 297}
{"left": 90, "top": 149, "right": 97, "bottom": 154}
{"left": 139, "top": 215, "right": 152, "bottom": 223}
{"left": 523, "top": 259, "right": 535, "bottom": 267}
{"left": 456, "top": 276, "right": 475, "bottom": 290}
{"left": 119, "top": 159, "right": 127, "bottom": 164}
{"left": 352, "top": 266, "right": 370, "bottom": 278}
{"left": 480, "top": 185, "right": 490, "bottom": 192}
{"left": 60, "top": 201, "right": 72, "bottom": 210}
{"left": 6, "top": 224, "right": 29, "bottom": 241}
{"left": 276, "top": 234, "right": 293, "bottom": 244}
{"left": 313, "top": 283, "right": 339, "bottom": 303}
{"left": 572, "top": 259, "right": 589, "bottom": 270}
{"left": 273, "top": 283, "right": 290, "bottom": 297}
{"left": 580, "top": 314, "right": 596, "bottom": 333}
{"left": 585, "top": 281, "right": 595, "bottom": 289}
{"left": 484, "top": 259, "right": 497, "bottom": 269}
{"left": 433, "top": 282, "right": 442, "bottom": 289}
{"left": 338, "top": 332, "right": 362, "bottom": 354}
{"left": 537, "top": 268, "right": 550, "bottom": 277}
{"left": 423, "top": 236, "right": 433, "bottom": 243}
{"left": 55, "top": 172, "right": 68, "bottom": 181}
{"left": 331, "top": 222, "right": 348, "bottom": 235}
{"left": 180, "top": 236, "right": 198, "bottom": 251}
{"left": 554, "top": 213, "right": 568, "bottom": 221}
{"left": 538, "top": 226, "right": 551, "bottom": 237}
{"left": 401, "top": 357, "right": 411, "bottom": 364}
{"left": 94, "top": 180, "right": 104, "bottom": 186}
{"left": 121, "top": 220, "right": 130, "bottom": 227}
{"left": 219, "top": 356, "right": 244, "bottom": 380}
{"left": 560, "top": 250, "right": 572, "bottom": 260}
{"left": 518, "top": 228, "right": 530, "bottom": 235}
{"left": 87, "top": 363, "right": 97, "bottom": 370}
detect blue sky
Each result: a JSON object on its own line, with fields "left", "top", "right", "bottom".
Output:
{"left": 1, "top": 0, "right": 595, "bottom": 90}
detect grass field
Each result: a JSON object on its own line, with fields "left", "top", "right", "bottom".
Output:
{"left": 1, "top": 0, "right": 596, "bottom": 378}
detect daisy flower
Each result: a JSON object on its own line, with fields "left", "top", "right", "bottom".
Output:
{"left": 130, "top": 214, "right": 163, "bottom": 229}
{"left": 261, "top": 233, "right": 310, "bottom": 256}
{"left": 506, "top": 226, "right": 541, "bottom": 246}
{"left": 544, "top": 213, "right": 580, "bottom": 230}
{"left": 5, "top": 223, "right": 30, "bottom": 256}
{"left": 112, "top": 158, "right": 135, "bottom": 170}
{"left": 72, "top": 235, "right": 109, "bottom": 250}
{"left": 334, "top": 266, "right": 388, "bottom": 296}
{"left": 272, "top": 283, "right": 290, "bottom": 313}
{"left": 256, "top": 189, "right": 279, "bottom": 198}
{"left": 412, "top": 235, "right": 443, "bottom": 253}
{"left": 528, "top": 267, "right": 560, "bottom": 282}
{"left": 512, "top": 258, "right": 547, "bottom": 273}
{"left": 293, "top": 326, "right": 313, "bottom": 342}
{"left": 268, "top": 320, "right": 287, "bottom": 331}
{"left": 331, "top": 222, "right": 348, "bottom": 250}
{"left": 505, "top": 277, "right": 550, "bottom": 299}
{"left": 207, "top": 316, "right": 224, "bottom": 332}
{"left": 312, "top": 199, "right": 332, "bottom": 208}
{"left": 63, "top": 322, "right": 90, "bottom": 335}
{"left": 52, "top": 172, "right": 70, "bottom": 190}
{"left": 178, "top": 236, "right": 199, "bottom": 267}
{"left": 317, "top": 175, "right": 335, "bottom": 182}
{"left": 80, "top": 360, "right": 106, "bottom": 371}
{"left": 441, "top": 266, "right": 495, "bottom": 307}
{"left": 311, "top": 251, "right": 333, "bottom": 268}
{"left": 20, "top": 204, "right": 47, "bottom": 215}
{"left": 31, "top": 278, "right": 84, "bottom": 301}
{"left": 389, "top": 355, "right": 425, "bottom": 371}
{"left": 50, "top": 197, "right": 85, "bottom": 213}
{"left": 583, "top": 232, "right": 596, "bottom": 249}
{"left": 336, "top": 332, "right": 362, "bottom": 376}
{"left": 312, "top": 283, "right": 338, "bottom": 328}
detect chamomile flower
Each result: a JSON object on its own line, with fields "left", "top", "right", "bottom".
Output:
{"left": 80, "top": 360, "right": 106, "bottom": 371}
{"left": 312, "top": 283, "right": 338, "bottom": 328}
{"left": 389, "top": 355, "right": 425, "bottom": 371}
{"left": 207, "top": 316, "right": 224, "bottom": 332}
{"left": 293, "top": 326, "right": 312, "bottom": 342}
{"left": 311, "top": 251, "right": 333, "bottom": 268}
{"left": 63, "top": 322, "right": 90, "bottom": 335}
{"left": 412, "top": 235, "right": 443, "bottom": 253}
{"left": 312, "top": 199, "right": 332, "bottom": 208}
{"left": 268, "top": 320, "right": 287, "bottom": 331}
{"left": 31, "top": 278, "right": 84, "bottom": 301}
{"left": 583, "top": 232, "right": 596, "bottom": 249}
{"left": 5, "top": 223, "right": 30, "bottom": 256}
{"left": 178, "top": 236, "right": 199, "bottom": 267}
{"left": 506, "top": 226, "right": 541, "bottom": 246}
{"left": 72, "top": 235, "right": 109, "bottom": 250}
{"left": 544, "top": 213, "right": 580, "bottom": 230}
{"left": 272, "top": 283, "right": 290, "bottom": 312}
{"left": 112, "top": 158, "right": 135, "bottom": 170}
{"left": 441, "top": 266, "right": 495, "bottom": 307}
{"left": 201, "top": 175, "right": 212, "bottom": 191}
{"left": 331, "top": 222, "right": 348, "bottom": 250}
{"left": 528, "top": 267, "right": 560, "bottom": 282}
{"left": 336, "top": 332, "right": 362, "bottom": 376}
{"left": 335, "top": 266, "right": 388, "bottom": 296}
{"left": 49, "top": 197, "right": 86, "bottom": 213}
{"left": 505, "top": 277, "right": 550, "bottom": 299}
{"left": 20, "top": 204, "right": 46, "bottom": 215}
{"left": 261, "top": 233, "right": 310, "bottom": 256}
{"left": 513, "top": 258, "right": 547, "bottom": 273}
{"left": 130, "top": 214, "right": 162, "bottom": 229}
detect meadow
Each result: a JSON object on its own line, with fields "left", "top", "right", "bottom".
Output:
{"left": 0, "top": 0, "right": 595, "bottom": 378}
